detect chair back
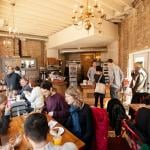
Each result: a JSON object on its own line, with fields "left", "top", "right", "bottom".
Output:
{"left": 91, "top": 107, "right": 109, "bottom": 150}
{"left": 107, "top": 98, "right": 127, "bottom": 136}
{"left": 11, "top": 101, "right": 28, "bottom": 117}
{"left": 135, "top": 107, "right": 150, "bottom": 144}
{"left": 122, "top": 119, "right": 143, "bottom": 150}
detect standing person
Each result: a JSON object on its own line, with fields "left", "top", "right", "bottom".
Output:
{"left": 4, "top": 66, "right": 21, "bottom": 91}
{"left": 65, "top": 86, "right": 93, "bottom": 150}
{"left": 130, "top": 62, "right": 148, "bottom": 104}
{"left": 24, "top": 113, "right": 78, "bottom": 150}
{"left": 87, "top": 60, "right": 97, "bottom": 83}
{"left": 40, "top": 81, "right": 69, "bottom": 126}
{"left": 107, "top": 59, "right": 124, "bottom": 99}
{"left": 94, "top": 66, "right": 106, "bottom": 108}
{"left": 14, "top": 66, "right": 21, "bottom": 76}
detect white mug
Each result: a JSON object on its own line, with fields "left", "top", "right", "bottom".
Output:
{"left": 83, "top": 80, "right": 87, "bottom": 85}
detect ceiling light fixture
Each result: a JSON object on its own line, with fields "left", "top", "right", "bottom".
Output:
{"left": 8, "top": 0, "right": 19, "bottom": 38}
{"left": 72, "top": 0, "right": 106, "bottom": 33}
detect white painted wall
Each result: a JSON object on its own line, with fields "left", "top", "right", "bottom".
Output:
{"left": 95, "top": 20, "right": 118, "bottom": 39}
{"left": 48, "top": 24, "right": 94, "bottom": 49}
{"left": 47, "top": 48, "right": 58, "bottom": 58}
{"left": 101, "top": 41, "right": 119, "bottom": 64}
{"left": 107, "top": 41, "right": 119, "bottom": 64}
{"left": 48, "top": 20, "right": 118, "bottom": 49}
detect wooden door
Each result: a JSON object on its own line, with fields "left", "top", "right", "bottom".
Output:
{"left": 80, "top": 53, "right": 95, "bottom": 79}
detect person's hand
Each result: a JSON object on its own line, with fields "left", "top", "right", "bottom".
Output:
{"left": 48, "top": 111, "right": 54, "bottom": 117}
{"left": 13, "top": 134, "right": 23, "bottom": 147}
{"left": 5, "top": 105, "right": 10, "bottom": 112}
{"left": 23, "top": 91, "right": 28, "bottom": 94}
{"left": 9, "top": 134, "right": 23, "bottom": 148}
{"left": 0, "top": 144, "right": 13, "bottom": 150}
{"left": 23, "top": 91, "right": 30, "bottom": 96}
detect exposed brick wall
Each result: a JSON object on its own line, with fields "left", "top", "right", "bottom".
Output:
{"left": 0, "top": 37, "right": 46, "bottom": 68}
{"left": 119, "top": 0, "right": 150, "bottom": 76}
{"left": 0, "top": 37, "right": 46, "bottom": 79}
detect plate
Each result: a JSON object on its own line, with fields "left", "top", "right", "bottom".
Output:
{"left": 50, "top": 127, "right": 64, "bottom": 136}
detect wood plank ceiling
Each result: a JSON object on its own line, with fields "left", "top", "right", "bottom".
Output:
{"left": 0, "top": 0, "right": 134, "bottom": 37}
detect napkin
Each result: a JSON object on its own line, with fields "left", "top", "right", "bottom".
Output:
{"left": 48, "top": 120, "right": 57, "bottom": 129}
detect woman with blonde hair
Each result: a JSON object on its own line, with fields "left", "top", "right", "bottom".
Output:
{"left": 65, "top": 86, "right": 93, "bottom": 150}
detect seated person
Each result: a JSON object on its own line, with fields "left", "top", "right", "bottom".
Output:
{"left": 65, "top": 86, "right": 93, "bottom": 150}
{"left": 24, "top": 78, "right": 44, "bottom": 112}
{"left": 19, "top": 77, "right": 32, "bottom": 99}
{"left": 134, "top": 107, "right": 150, "bottom": 145}
{"left": 24, "top": 113, "right": 78, "bottom": 150}
{"left": 0, "top": 94, "right": 10, "bottom": 135}
{"left": 40, "top": 81, "right": 69, "bottom": 126}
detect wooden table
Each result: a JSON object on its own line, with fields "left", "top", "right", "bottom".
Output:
{"left": 129, "top": 104, "right": 150, "bottom": 112}
{"left": 2, "top": 115, "right": 85, "bottom": 150}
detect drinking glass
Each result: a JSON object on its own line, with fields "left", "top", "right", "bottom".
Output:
{"left": 53, "top": 135, "right": 62, "bottom": 145}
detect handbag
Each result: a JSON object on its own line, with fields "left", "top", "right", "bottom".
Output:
{"left": 94, "top": 75, "right": 106, "bottom": 94}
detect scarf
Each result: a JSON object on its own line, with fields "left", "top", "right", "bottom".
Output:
{"left": 69, "top": 105, "right": 81, "bottom": 138}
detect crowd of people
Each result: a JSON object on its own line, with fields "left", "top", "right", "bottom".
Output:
{"left": 0, "top": 66, "right": 94, "bottom": 150}
{"left": 87, "top": 59, "right": 148, "bottom": 109}
{"left": 0, "top": 59, "right": 149, "bottom": 149}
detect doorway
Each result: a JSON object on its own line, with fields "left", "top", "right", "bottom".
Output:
{"left": 80, "top": 53, "right": 95, "bottom": 79}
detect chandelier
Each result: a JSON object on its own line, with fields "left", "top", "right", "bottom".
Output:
{"left": 8, "top": 0, "right": 19, "bottom": 38}
{"left": 72, "top": 0, "right": 106, "bottom": 33}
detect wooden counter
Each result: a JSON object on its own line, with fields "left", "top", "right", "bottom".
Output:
{"left": 80, "top": 84, "right": 110, "bottom": 106}
{"left": 52, "top": 80, "right": 67, "bottom": 96}
{"left": 80, "top": 84, "right": 95, "bottom": 105}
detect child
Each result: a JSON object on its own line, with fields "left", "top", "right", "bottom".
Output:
{"left": 122, "top": 78, "right": 132, "bottom": 115}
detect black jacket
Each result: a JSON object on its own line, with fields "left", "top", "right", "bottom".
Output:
{"left": 107, "top": 98, "right": 127, "bottom": 136}
{"left": 0, "top": 114, "right": 10, "bottom": 135}
{"left": 65, "top": 104, "right": 93, "bottom": 150}
{"left": 94, "top": 74, "right": 105, "bottom": 84}
{"left": 4, "top": 72, "right": 21, "bottom": 91}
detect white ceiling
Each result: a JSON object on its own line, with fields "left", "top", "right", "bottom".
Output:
{"left": 52, "top": 35, "right": 114, "bottom": 49}
{"left": 0, "top": 0, "right": 134, "bottom": 37}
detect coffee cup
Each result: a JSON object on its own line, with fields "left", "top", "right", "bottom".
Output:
{"left": 83, "top": 80, "right": 87, "bottom": 85}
